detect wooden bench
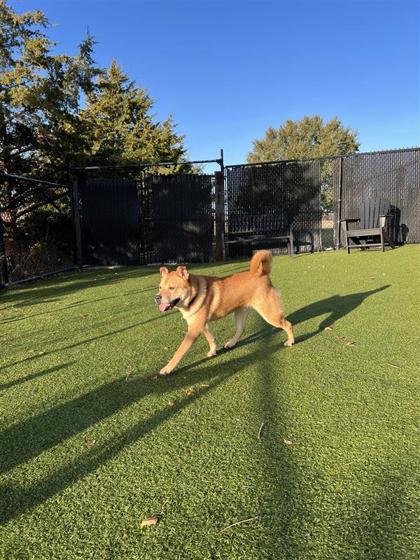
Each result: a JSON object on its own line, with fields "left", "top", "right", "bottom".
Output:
{"left": 225, "top": 230, "right": 295, "bottom": 257}
{"left": 341, "top": 198, "right": 396, "bottom": 253}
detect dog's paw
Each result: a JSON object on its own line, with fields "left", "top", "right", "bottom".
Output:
{"left": 283, "top": 340, "right": 294, "bottom": 347}
{"left": 207, "top": 350, "right": 217, "bottom": 358}
{"left": 159, "top": 365, "right": 173, "bottom": 376}
{"left": 224, "top": 340, "right": 236, "bottom": 350}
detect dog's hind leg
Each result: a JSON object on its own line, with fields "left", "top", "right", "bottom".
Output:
{"left": 203, "top": 323, "right": 217, "bottom": 357}
{"left": 252, "top": 289, "right": 294, "bottom": 347}
{"left": 224, "top": 307, "right": 248, "bottom": 349}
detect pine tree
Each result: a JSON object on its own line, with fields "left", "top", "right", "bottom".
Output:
{"left": 81, "top": 60, "right": 187, "bottom": 172}
{"left": 0, "top": 0, "right": 98, "bottom": 266}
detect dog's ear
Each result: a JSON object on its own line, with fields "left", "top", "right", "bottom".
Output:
{"left": 176, "top": 265, "right": 189, "bottom": 280}
{"left": 160, "top": 266, "right": 169, "bottom": 276}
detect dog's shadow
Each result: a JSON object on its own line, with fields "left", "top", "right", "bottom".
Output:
{"left": 288, "top": 285, "right": 390, "bottom": 343}
{"left": 167, "top": 285, "right": 390, "bottom": 375}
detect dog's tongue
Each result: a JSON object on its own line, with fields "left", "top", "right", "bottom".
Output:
{"left": 159, "top": 302, "right": 171, "bottom": 312}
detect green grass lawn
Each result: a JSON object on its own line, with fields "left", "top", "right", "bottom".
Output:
{"left": 0, "top": 247, "right": 419, "bottom": 560}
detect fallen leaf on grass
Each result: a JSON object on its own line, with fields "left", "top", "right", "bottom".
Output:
{"left": 79, "top": 314, "right": 89, "bottom": 319}
{"left": 283, "top": 438, "right": 294, "bottom": 445}
{"left": 85, "top": 437, "right": 96, "bottom": 447}
{"left": 140, "top": 516, "right": 160, "bottom": 528}
{"left": 336, "top": 335, "right": 346, "bottom": 341}
{"left": 37, "top": 351, "right": 45, "bottom": 356}
{"left": 125, "top": 367, "right": 134, "bottom": 381}
{"left": 200, "top": 383, "right": 210, "bottom": 388}
{"left": 184, "top": 388, "right": 194, "bottom": 397}
{"left": 386, "top": 362, "right": 400, "bottom": 369}
{"left": 167, "top": 400, "right": 176, "bottom": 407}
{"left": 345, "top": 341, "right": 355, "bottom": 347}
{"left": 258, "top": 422, "right": 267, "bottom": 440}
{"left": 324, "top": 326, "right": 333, "bottom": 331}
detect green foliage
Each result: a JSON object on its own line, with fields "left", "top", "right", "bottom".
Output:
{"left": 0, "top": 0, "right": 188, "bottom": 179}
{"left": 248, "top": 115, "right": 360, "bottom": 163}
{"left": 0, "top": 0, "right": 98, "bottom": 178}
{"left": 247, "top": 116, "right": 360, "bottom": 213}
{"left": 81, "top": 61, "right": 188, "bottom": 173}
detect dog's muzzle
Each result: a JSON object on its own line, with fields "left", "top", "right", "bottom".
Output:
{"left": 155, "top": 296, "right": 181, "bottom": 312}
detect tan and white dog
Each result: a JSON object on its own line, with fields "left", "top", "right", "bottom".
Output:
{"left": 155, "top": 250, "right": 294, "bottom": 375}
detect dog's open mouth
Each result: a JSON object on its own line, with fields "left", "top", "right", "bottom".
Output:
{"left": 159, "top": 298, "right": 180, "bottom": 312}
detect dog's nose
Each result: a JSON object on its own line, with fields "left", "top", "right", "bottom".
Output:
{"left": 154, "top": 294, "right": 162, "bottom": 304}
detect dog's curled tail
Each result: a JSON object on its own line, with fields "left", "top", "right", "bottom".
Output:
{"left": 250, "top": 250, "right": 272, "bottom": 276}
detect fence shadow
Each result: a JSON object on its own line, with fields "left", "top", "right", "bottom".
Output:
{"left": 0, "top": 363, "right": 75, "bottom": 392}
{"left": 249, "top": 335, "right": 308, "bottom": 558}
{"left": 0, "top": 314, "right": 169, "bottom": 372}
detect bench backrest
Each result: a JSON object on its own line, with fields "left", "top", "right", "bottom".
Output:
{"left": 359, "top": 198, "right": 391, "bottom": 229}
{"left": 227, "top": 210, "right": 289, "bottom": 235}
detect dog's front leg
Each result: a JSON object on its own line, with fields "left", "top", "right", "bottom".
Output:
{"left": 160, "top": 323, "right": 203, "bottom": 375}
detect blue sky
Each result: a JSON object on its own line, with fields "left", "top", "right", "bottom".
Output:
{"left": 10, "top": 0, "right": 420, "bottom": 166}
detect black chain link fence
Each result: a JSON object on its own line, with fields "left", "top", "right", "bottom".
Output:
{"left": 138, "top": 174, "right": 214, "bottom": 264}
{"left": 1, "top": 147, "right": 419, "bottom": 287}
{"left": 333, "top": 148, "right": 420, "bottom": 246}
{"left": 225, "top": 160, "right": 322, "bottom": 256}
{"left": 0, "top": 174, "right": 75, "bottom": 286}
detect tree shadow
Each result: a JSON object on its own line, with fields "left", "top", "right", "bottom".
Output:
{"left": 0, "top": 340, "right": 282, "bottom": 525}
{"left": 288, "top": 286, "right": 390, "bottom": 343}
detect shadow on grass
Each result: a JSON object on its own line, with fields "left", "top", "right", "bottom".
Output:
{"left": 249, "top": 331, "right": 309, "bottom": 559}
{"left": 0, "top": 314, "right": 169, "bottom": 371}
{"left": 0, "top": 339, "right": 281, "bottom": 525}
{"left": 0, "top": 268, "right": 156, "bottom": 308}
{"left": 0, "top": 261, "right": 249, "bottom": 310}
{"left": 288, "top": 286, "right": 390, "bottom": 343}
{"left": 336, "top": 466, "right": 414, "bottom": 560}
{"left": 0, "top": 363, "right": 75, "bottom": 392}
{"left": 0, "top": 286, "right": 157, "bottom": 325}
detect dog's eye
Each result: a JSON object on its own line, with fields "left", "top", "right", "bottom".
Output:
{"left": 169, "top": 286, "right": 175, "bottom": 290}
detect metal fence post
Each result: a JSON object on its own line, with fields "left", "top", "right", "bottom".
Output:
{"left": 71, "top": 174, "right": 83, "bottom": 267}
{"left": 0, "top": 215, "right": 9, "bottom": 287}
{"left": 214, "top": 149, "right": 225, "bottom": 262}
{"left": 336, "top": 156, "right": 343, "bottom": 249}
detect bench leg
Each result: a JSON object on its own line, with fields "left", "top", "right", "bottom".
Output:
{"left": 289, "top": 230, "right": 295, "bottom": 256}
{"left": 346, "top": 234, "right": 350, "bottom": 254}
{"left": 383, "top": 230, "right": 395, "bottom": 249}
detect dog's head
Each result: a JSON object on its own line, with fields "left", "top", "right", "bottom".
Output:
{"left": 155, "top": 266, "right": 191, "bottom": 312}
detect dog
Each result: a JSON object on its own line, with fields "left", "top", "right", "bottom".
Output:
{"left": 155, "top": 250, "right": 294, "bottom": 375}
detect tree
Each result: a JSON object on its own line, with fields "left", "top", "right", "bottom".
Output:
{"left": 248, "top": 115, "right": 359, "bottom": 163}
{"left": 0, "top": 0, "right": 98, "bottom": 271}
{"left": 81, "top": 60, "right": 188, "bottom": 173}
{"left": 247, "top": 116, "right": 360, "bottom": 212}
